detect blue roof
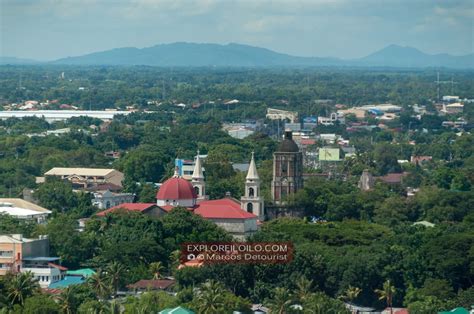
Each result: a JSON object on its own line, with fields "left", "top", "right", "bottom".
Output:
{"left": 48, "top": 276, "right": 85, "bottom": 289}
{"left": 23, "top": 257, "right": 60, "bottom": 261}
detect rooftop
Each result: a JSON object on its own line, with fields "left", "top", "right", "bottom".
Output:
{"left": 45, "top": 167, "right": 119, "bottom": 177}
{"left": 0, "top": 198, "right": 50, "bottom": 213}
{"left": 48, "top": 276, "right": 85, "bottom": 289}
{"left": 194, "top": 199, "right": 257, "bottom": 219}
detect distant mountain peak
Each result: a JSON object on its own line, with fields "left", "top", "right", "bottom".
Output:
{"left": 7, "top": 42, "right": 468, "bottom": 69}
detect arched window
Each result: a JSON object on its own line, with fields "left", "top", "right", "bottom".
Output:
{"left": 194, "top": 186, "right": 200, "bottom": 196}
{"left": 248, "top": 187, "right": 254, "bottom": 197}
{"left": 106, "top": 201, "right": 111, "bottom": 209}
{"left": 247, "top": 203, "right": 253, "bottom": 213}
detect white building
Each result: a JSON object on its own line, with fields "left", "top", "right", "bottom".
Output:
{"left": 0, "top": 199, "right": 51, "bottom": 224}
{"left": 266, "top": 108, "right": 298, "bottom": 123}
{"left": 92, "top": 190, "right": 135, "bottom": 210}
{"left": 0, "top": 110, "right": 133, "bottom": 122}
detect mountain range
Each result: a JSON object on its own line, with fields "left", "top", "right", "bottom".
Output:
{"left": 2, "top": 43, "right": 473, "bottom": 68}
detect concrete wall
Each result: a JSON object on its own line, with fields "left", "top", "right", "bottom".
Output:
{"left": 22, "top": 239, "right": 49, "bottom": 258}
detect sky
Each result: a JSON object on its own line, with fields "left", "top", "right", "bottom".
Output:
{"left": 1, "top": 0, "right": 473, "bottom": 61}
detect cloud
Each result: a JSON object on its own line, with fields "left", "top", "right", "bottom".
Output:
{"left": 1, "top": 0, "right": 472, "bottom": 60}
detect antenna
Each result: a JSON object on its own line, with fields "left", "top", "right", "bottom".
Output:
{"left": 435, "top": 72, "right": 457, "bottom": 101}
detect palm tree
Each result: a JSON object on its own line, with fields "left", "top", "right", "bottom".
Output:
{"left": 195, "top": 280, "right": 224, "bottom": 314}
{"left": 340, "top": 286, "right": 362, "bottom": 314}
{"left": 56, "top": 286, "right": 77, "bottom": 314}
{"left": 149, "top": 261, "right": 164, "bottom": 280}
{"left": 88, "top": 270, "right": 112, "bottom": 300}
{"left": 375, "top": 280, "right": 396, "bottom": 314}
{"left": 6, "top": 271, "right": 40, "bottom": 306}
{"left": 106, "top": 262, "right": 125, "bottom": 297}
{"left": 109, "top": 299, "right": 121, "bottom": 314}
{"left": 296, "top": 276, "right": 313, "bottom": 302}
{"left": 267, "top": 287, "right": 293, "bottom": 314}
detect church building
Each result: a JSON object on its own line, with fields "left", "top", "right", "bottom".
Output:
{"left": 97, "top": 152, "right": 262, "bottom": 240}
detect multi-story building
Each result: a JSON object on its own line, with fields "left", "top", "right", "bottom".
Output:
{"left": 0, "top": 234, "right": 65, "bottom": 288}
{"left": 43, "top": 167, "right": 124, "bottom": 189}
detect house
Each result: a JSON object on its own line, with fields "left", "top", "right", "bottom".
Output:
{"left": 319, "top": 147, "right": 341, "bottom": 161}
{"left": 91, "top": 190, "right": 134, "bottom": 210}
{"left": 0, "top": 199, "right": 51, "bottom": 224}
{"left": 0, "top": 234, "right": 65, "bottom": 288}
{"left": 44, "top": 167, "right": 124, "bottom": 189}
{"left": 127, "top": 279, "right": 176, "bottom": 292}
{"left": 344, "top": 302, "right": 377, "bottom": 313}
{"left": 266, "top": 108, "right": 298, "bottom": 123}
{"left": 67, "top": 268, "right": 96, "bottom": 278}
{"left": 410, "top": 156, "right": 432, "bottom": 165}
{"left": 48, "top": 275, "right": 85, "bottom": 289}
{"left": 252, "top": 304, "right": 270, "bottom": 313}
{"left": 159, "top": 307, "right": 195, "bottom": 314}
{"left": 377, "top": 173, "right": 408, "bottom": 185}
{"left": 96, "top": 203, "right": 162, "bottom": 218}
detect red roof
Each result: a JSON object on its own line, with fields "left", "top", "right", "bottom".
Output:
{"left": 48, "top": 263, "right": 68, "bottom": 271}
{"left": 300, "top": 139, "right": 316, "bottom": 146}
{"left": 194, "top": 199, "right": 257, "bottom": 219}
{"left": 378, "top": 172, "right": 408, "bottom": 184}
{"left": 96, "top": 203, "right": 156, "bottom": 217}
{"left": 156, "top": 177, "right": 197, "bottom": 200}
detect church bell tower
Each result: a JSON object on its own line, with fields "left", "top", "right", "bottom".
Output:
{"left": 241, "top": 152, "right": 264, "bottom": 220}
{"left": 191, "top": 151, "right": 207, "bottom": 201}
{"left": 271, "top": 131, "right": 304, "bottom": 204}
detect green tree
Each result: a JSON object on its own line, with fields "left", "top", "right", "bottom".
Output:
{"left": 106, "top": 261, "right": 126, "bottom": 296}
{"left": 22, "top": 295, "right": 61, "bottom": 314}
{"left": 88, "top": 271, "right": 112, "bottom": 300}
{"left": 193, "top": 280, "right": 225, "bottom": 314}
{"left": 149, "top": 261, "right": 165, "bottom": 280}
{"left": 375, "top": 280, "right": 396, "bottom": 314}
{"left": 6, "top": 271, "right": 40, "bottom": 306}
{"left": 267, "top": 287, "right": 293, "bottom": 314}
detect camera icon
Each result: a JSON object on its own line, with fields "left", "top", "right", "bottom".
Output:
{"left": 187, "top": 253, "right": 196, "bottom": 261}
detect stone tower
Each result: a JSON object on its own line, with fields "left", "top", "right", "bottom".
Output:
{"left": 358, "top": 169, "right": 375, "bottom": 191}
{"left": 271, "top": 131, "right": 304, "bottom": 203}
{"left": 241, "top": 152, "right": 264, "bottom": 220}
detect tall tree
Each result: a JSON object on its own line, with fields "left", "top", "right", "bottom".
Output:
{"left": 6, "top": 271, "right": 40, "bottom": 306}
{"left": 106, "top": 261, "right": 126, "bottom": 296}
{"left": 88, "top": 271, "right": 112, "bottom": 300}
{"left": 375, "top": 280, "right": 396, "bottom": 314}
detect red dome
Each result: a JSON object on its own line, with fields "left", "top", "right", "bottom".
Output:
{"left": 156, "top": 177, "right": 197, "bottom": 200}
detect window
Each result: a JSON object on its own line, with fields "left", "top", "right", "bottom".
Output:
{"left": 247, "top": 203, "right": 253, "bottom": 213}
{"left": 106, "top": 201, "right": 111, "bottom": 208}
{"left": 194, "top": 186, "right": 200, "bottom": 195}
{"left": 0, "top": 250, "right": 13, "bottom": 257}
{"left": 248, "top": 187, "right": 254, "bottom": 197}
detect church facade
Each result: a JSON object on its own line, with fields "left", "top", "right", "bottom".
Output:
{"left": 96, "top": 131, "right": 305, "bottom": 238}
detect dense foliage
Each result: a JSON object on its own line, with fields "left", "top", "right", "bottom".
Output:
{"left": 0, "top": 66, "right": 473, "bottom": 313}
